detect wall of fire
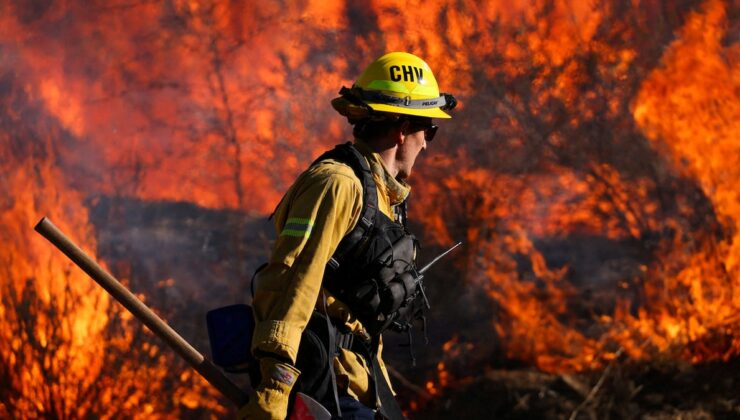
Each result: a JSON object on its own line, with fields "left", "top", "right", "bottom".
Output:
{"left": 1, "top": 0, "right": 737, "bottom": 417}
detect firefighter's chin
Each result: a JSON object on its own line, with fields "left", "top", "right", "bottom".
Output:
{"left": 397, "top": 167, "right": 412, "bottom": 181}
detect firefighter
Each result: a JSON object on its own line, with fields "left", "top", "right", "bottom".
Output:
{"left": 241, "top": 52, "right": 456, "bottom": 419}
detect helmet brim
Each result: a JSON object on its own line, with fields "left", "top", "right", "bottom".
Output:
{"left": 365, "top": 102, "right": 452, "bottom": 119}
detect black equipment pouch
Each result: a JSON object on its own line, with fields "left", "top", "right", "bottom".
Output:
{"left": 338, "top": 232, "right": 421, "bottom": 335}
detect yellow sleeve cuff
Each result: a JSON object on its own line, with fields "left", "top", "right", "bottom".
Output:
{"left": 251, "top": 319, "right": 304, "bottom": 363}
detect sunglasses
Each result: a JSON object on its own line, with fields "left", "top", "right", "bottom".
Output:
{"left": 405, "top": 118, "right": 439, "bottom": 142}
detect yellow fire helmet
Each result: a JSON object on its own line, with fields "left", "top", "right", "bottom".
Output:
{"left": 332, "top": 52, "right": 457, "bottom": 122}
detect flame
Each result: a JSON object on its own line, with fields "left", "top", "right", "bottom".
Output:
{"left": 0, "top": 148, "right": 222, "bottom": 416}
{"left": 630, "top": 0, "right": 739, "bottom": 362}
{"left": 423, "top": 336, "right": 475, "bottom": 399}
{"left": 2, "top": 0, "right": 738, "bottom": 416}
{"left": 411, "top": 0, "right": 737, "bottom": 397}
{"left": 0, "top": 36, "right": 222, "bottom": 419}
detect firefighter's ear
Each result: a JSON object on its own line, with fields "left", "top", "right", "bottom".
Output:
{"left": 396, "top": 120, "right": 411, "bottom": 145}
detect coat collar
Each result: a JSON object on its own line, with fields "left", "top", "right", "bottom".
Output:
{"left": 353, "top": 140, "right": 410, "bottom": 206}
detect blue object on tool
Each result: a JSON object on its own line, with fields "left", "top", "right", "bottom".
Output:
{"left": 206, "top": 304, "right": 255, "bottom": 373}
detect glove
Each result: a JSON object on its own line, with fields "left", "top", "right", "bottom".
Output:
{"left": 239, "top": 357, "right": 301, "bottom": 420}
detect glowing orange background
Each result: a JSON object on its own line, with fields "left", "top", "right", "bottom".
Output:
{"left": 1, "top": 0, "right": 737, "bottom": 417}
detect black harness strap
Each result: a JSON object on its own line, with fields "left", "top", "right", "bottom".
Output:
{"left": 320, "top": 292, "right": 342, "bottom": 418}
{"left": 371, "top": 349, "right": 405, "bottom": 420}
{"left": 337, "top": 336, "right": 404, "bottom": 420}
{"left": 311, "top": 142, "right": 378, "bottom": 272}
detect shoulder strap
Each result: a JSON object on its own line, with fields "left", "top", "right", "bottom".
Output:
{"left": 370, "top": 337, "right": 405, "bottom": 420}
{"left": 312, "top": 142, "right": 378, "bottom": 271}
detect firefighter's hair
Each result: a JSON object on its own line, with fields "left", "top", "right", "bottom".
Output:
{"left": 352, "top": 118, "right": 401, "bottom": 141}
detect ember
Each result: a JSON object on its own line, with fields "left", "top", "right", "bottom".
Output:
{"left": 1, "top": 0, "right": 737, "bottom": 418}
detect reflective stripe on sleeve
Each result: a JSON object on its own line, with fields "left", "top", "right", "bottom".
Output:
{"left": 280, "top": 217, "right": 314, "bottom": 238}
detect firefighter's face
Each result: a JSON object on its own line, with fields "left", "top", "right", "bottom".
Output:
{"left": 396, "top": 118, "right": 432, "bottom": 180}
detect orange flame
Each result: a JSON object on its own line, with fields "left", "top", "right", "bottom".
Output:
{"left": 630, "top": 0, "right": 739, "bottom": 362}
{"left": 412, "top": 2, "right": 737, "bottom": 399}
{"left": 2, "top": 0, "right": 738, "bottom": 416}
{"left": 0, "top": 51, "right": 223, "bottom": 419}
